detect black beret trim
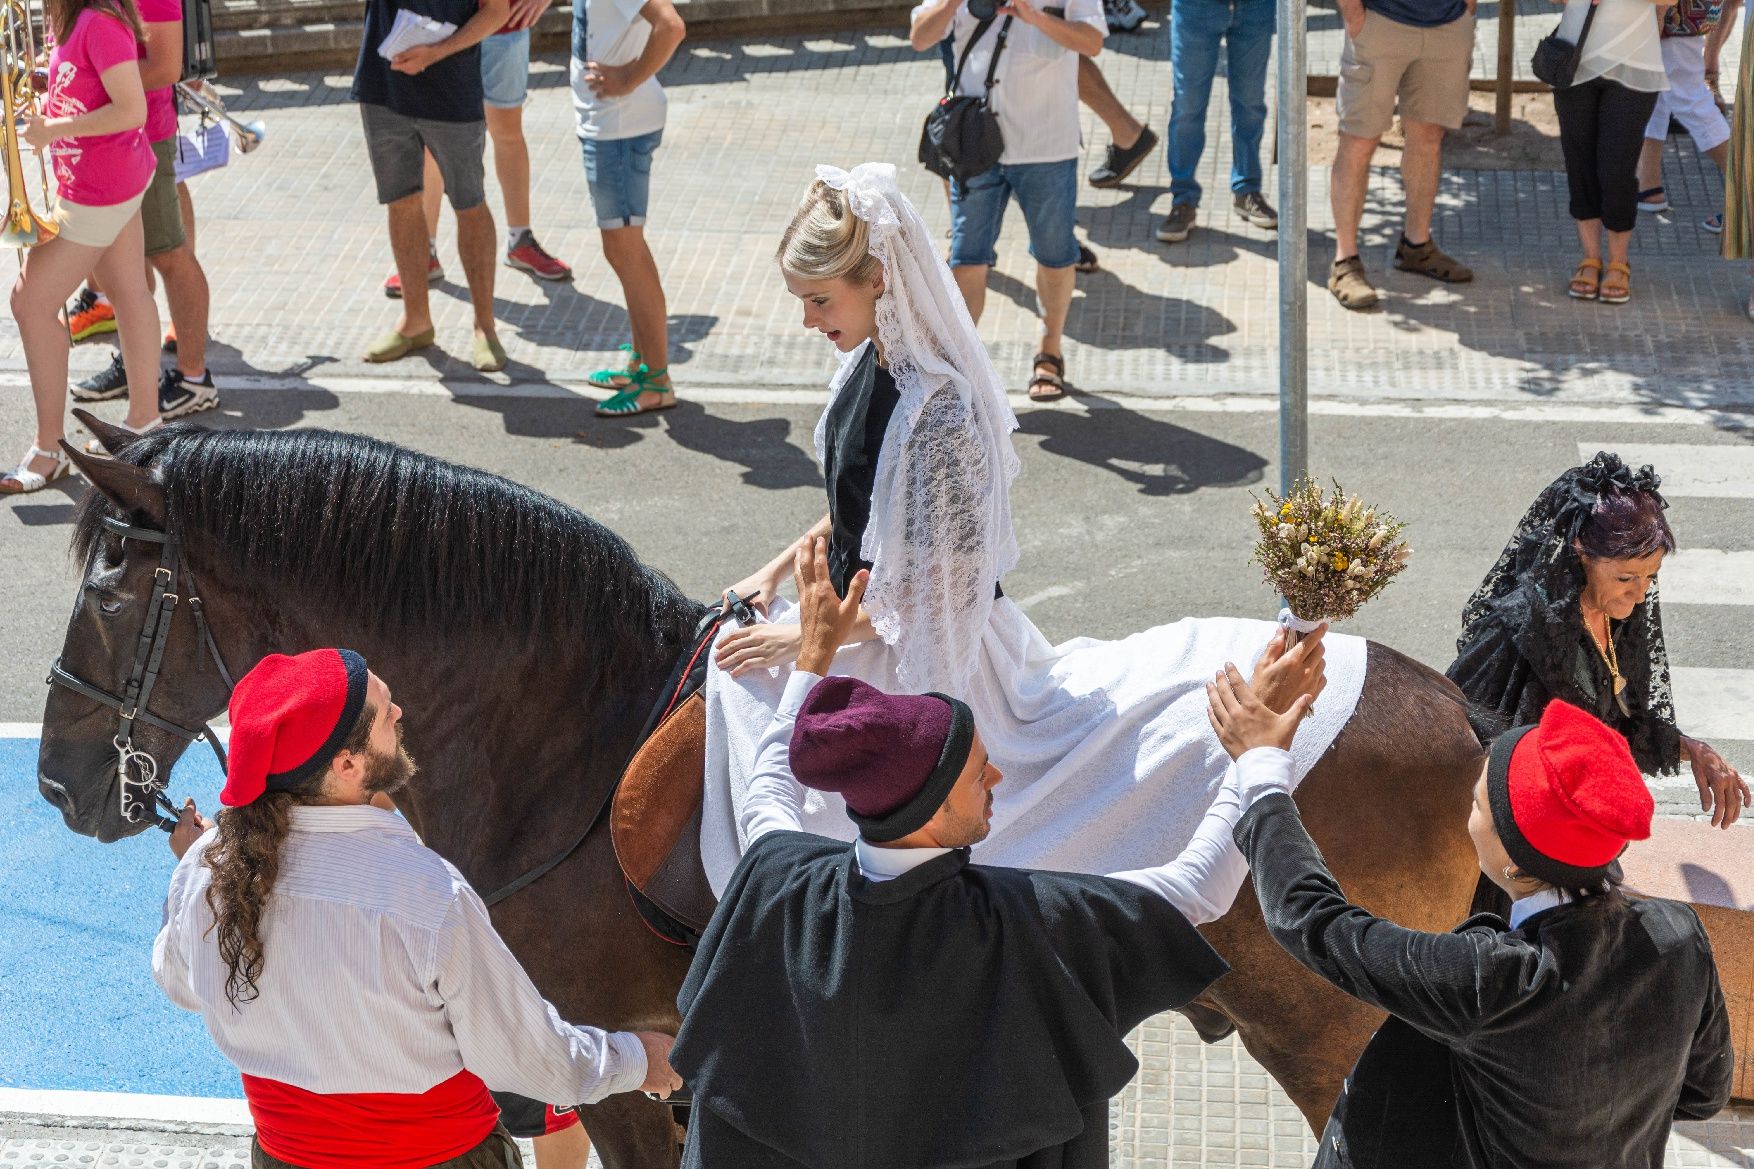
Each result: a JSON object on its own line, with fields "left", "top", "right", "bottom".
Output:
{"left": 1487, "top": 724, "right": 1615, "bottom": 890}
{"left": 264, "top": 649, "right": 370, "bottom": 794}
{"left": 851, "top": 694, "right": 976, "bottom": 844}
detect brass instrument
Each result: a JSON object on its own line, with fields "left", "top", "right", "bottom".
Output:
{"left": 175, "top": 79, "right": 265, "bottom": 153}
{"left": 1, "top": 0, "right": 55, "bottom": 248}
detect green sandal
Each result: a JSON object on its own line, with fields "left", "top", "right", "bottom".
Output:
{"left": 595, "top": 366, "right": 676, "bottom": 416}
{"left": 586, "top": 343, "right": 642, "bottom": 390}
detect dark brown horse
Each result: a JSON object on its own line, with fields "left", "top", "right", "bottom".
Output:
{"left": 32, "top": 419, "right": 1671, "bottom": 1162}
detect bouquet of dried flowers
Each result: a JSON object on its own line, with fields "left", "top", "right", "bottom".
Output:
{"left": 1251, "top": 478, "right": 1411, "bottom": 624}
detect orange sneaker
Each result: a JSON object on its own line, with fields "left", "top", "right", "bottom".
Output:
{"left": 66, "top": 288, "right": 116, "bottom": 342}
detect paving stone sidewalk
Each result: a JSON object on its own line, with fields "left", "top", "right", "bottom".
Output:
{"left": 4, "top": 15, "right": 1752, "bottom": 414}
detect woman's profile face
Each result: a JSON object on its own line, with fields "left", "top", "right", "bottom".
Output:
{"left": 784, "top": 271, "right": 882, "bottom": 354}
{"left": 1577, "top": 548, "right": 1665, "bottom": 621}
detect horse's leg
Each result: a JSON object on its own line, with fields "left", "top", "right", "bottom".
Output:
{"left": 1198, "top": 643, "right": 1487, "bottom": 1131}
{"left": 491, "top": 826, "right": 693, "bottom": 1169}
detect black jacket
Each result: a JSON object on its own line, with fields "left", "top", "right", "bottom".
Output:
{"left": 671, "top": 831, "right": 1230, "bottom": 1169}
{"left": 1236, "top": 793, "right": 1733, "bottom": 1169}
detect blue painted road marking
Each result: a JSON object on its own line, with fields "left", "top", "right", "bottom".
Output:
{"left": 1, "top": 737, "right": 239, "bottom": 1097}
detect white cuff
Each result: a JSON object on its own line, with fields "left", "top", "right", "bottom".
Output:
{"left": 1235, "top": 746, "right": 1295, "bottom": 809}
{"left": 780, "top": 669, "right": 823, "bottom": 713}
{"left": 607, "top": 1030, "right": 650, "bottom": 1098}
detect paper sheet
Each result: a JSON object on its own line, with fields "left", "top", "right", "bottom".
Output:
{"left": 377, "top": 9, "right": 457, "bottom": 60}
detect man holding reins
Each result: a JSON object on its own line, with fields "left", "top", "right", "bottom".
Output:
{"left": 156, "top": 648, "right": 679, "bottom": 1169}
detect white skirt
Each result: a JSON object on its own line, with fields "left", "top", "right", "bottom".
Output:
{"left": 701, "top": 597, "right": 1369, "bottom": 893}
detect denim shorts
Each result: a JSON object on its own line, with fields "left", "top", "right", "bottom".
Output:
{"left": 480, "top": 28, "right": 530, "bottom": 109}
{"left": 949, "top": 158, "right": 1080, "bottom": 270}
{"left": 580, "top": 129, "right": 662, "bottom": 228}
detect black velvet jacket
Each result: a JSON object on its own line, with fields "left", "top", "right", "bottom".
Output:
{"left": 671, "top": 831, "right": 1230, "bottom": 1169}
{"left": 1235, "top": 794, "right": 1733, "bottom": 1169}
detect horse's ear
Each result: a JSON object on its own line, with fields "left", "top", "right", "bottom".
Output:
{"left": 60, "top": 442, "right": 167, "bottom": 527}
{"left": 72, "top": 408, "right": 145, "bottom": 456}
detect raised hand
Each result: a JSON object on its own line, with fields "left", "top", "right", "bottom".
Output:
{"left": 795, "top": 536, "right": 868, "bottom": 676}
{"left": 1251, "top": 623, "right": 1328, "bottom": 715}
{"left": 1207, "top": 663, "right": 1316, "bottom": 760}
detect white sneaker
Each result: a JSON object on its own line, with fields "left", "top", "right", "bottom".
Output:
{"left": 1102, "top": 0, "right": 1148, "bottom": 31}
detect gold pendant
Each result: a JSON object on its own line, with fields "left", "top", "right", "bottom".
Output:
{"left": 1612, "top": 675, "right": 1626, "bottom": 696}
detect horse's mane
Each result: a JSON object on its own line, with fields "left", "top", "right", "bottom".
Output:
{"left": 73, "top": 426, "right": 700, "bottom": 663}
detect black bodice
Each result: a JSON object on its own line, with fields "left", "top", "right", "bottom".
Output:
{"left": 821, "top": 345, "right": 901, "bottom": 597}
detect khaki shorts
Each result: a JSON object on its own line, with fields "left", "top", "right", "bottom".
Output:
{"left": 1337, "top": 9, "right": 1476, "bottom": 139}
{"left": 52, "top": 189, "right": 147, "bottom": 249}
{"left": 141, "top": 137, "right": 187, "bottom": 257}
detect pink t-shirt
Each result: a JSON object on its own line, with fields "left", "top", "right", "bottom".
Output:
{"left": 137, "top": 0, "right": 180, "bottom": 143}
{"left": 45, "top": 8, "right": 155, "bottom": 207}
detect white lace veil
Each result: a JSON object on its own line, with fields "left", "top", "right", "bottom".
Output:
{"left": 809, "top": 163, "right": 1021, "bottom": 695}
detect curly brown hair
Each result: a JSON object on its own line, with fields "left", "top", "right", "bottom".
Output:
{"left": 202, "top": 702, "right": 375, "bottom": 1008}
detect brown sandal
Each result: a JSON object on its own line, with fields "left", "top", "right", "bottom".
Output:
{"left": 1028, "top": 351, "right": 1066, "bottom": 401}
{"left": 1600, "top": 261, "right": 1631, "bottom": 305}
{"left": 1568, "top": 258, "right": 1602, "bottom": 300}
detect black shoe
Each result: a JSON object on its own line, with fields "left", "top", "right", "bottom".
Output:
{"left": 1088, "top": 126, "right": 1159, "bottom": 189}
{"left": 1075, "top": 242, "right": 1099, "bottom": 273}
{"left": 158, "top": 368, "right": 219, "bottom": 419}
{"left": 1233, "top": 191, "right": 1279, "bottom": 230}
{"left": 72, "top": 351, "right": 129, "bottom": 402}
{"left": 1155, "top": 202, "right": 1198, "bottom": 244}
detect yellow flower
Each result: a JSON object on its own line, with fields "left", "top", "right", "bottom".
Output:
{"left": 1279, "top": 503, "right": 1293, "bottom": 517}
{"left": 1332, "top": 553, "right": 1349, "bottom": 571}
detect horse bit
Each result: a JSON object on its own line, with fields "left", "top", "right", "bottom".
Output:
{"left": 45, "top": 515, "right": 234, "bottom": 833}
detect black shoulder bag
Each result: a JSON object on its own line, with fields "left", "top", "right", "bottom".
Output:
{"left": 181, "top": 0, "right": 218, "bottom": 81}
{"left": 918, "top": 15, "right": 1014, "bottom": 183}
{"left": 1531, "top": 0, "right": 1599, "bottom": 89}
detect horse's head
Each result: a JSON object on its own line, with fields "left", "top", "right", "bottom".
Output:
{"left": 39, "top": 417, "right": 243, "bottom": 842}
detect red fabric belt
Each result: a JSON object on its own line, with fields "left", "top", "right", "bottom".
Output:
{"left": 242, "top": 1069, "right": 500, "bottom": 1169}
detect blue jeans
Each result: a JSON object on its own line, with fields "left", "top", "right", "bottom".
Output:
{"left": 1167, "top": 0, "right": 1275, "bottom": 206}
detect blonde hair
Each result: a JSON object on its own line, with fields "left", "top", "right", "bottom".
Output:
{"left": 777, "top": 180, "right": 883, "bottom": 285}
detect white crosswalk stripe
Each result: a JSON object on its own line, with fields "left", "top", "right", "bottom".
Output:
{"left": 1672, "top": 668, "right": 1754, "bottom": 742}
{"left": 1661, "top": 550, "right": 1754, "bottom": 607}
{"left": 1578, "top": 443, "right": 1754, "bottom": 498}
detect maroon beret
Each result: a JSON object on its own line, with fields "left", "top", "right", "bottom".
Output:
{"left": 789, "top": 676, "right": 975, "bottom": 843}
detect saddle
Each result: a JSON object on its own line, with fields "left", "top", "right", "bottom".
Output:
{"left": 611, "top": 690, "right": 717, "bottom": 945}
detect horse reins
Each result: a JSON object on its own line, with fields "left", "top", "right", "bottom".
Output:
{"left": 45, "top": 514, "right": 234, "bottom": 833}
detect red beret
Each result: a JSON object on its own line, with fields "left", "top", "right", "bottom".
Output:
{"left": 221, "top": 649, "right": 370, "bottom": 807}
{"left": 789, "top": 676, "right": 975, "bottom": 843}
{"left": 1487, "top": 699, "right": 1653, "bottom": 888}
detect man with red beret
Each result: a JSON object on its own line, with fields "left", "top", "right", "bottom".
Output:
{"left": 671, "top": 538, "right": 1320, "bottom": 1169}
{"left": 1207, "top": 671, "right": 1734, "bottom": 1169}
{"left": 153, "top": 648, "right": 680, "bottom": 1169}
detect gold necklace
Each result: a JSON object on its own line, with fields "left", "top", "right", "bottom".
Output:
{"left": 1582, "top": 606, "right": 1626, "bottom": 696}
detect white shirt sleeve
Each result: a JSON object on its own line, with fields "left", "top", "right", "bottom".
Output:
{"left": 1107, "top": 748, "right": 1294, "bottom": 925}
{"left": 434, "top": 886, "right": 648, "bottom": 1105}
{"left": 1064, "top": 0, "right": 1110, "bottom": 33}
{"left": 151, "top": 836, "right": 211, "bottom": 1014}
{"left": 737, "top": 670, "right": 822, "bottom": 845}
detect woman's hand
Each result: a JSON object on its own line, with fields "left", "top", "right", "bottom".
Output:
{"left": 721, "top": 568, "right": 782, "bottom": 619}
{"left": 168, "top": 798, "right": 212, "bottom": 860}
{"left": 714, "top": 622, "right": 803, "bottom": 677}
{"left": 22, "top": 112, "right": 54, "bottom": 151}
{"left": 1207, "top": 662, "right": 1317, "bottom": 760}
{"left": 1683, "top": 736, "right": 1750, "bottom": 828}
{"left": 1251, "top": 623, "right": 1328, "bottom": 715}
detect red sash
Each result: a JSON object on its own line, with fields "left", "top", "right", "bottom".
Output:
{"left": 241, "top": 1068, "right": 500, "bottom": 1169}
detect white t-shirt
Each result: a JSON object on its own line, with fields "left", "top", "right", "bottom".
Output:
{"left": 1556, "top": 0, "right": 1668, "bottom": 92}
{"left": 570, "top": 0, "right": 667, "bottom": 141}
{"left": 913, "top": 0, "right": 1108, "bottom": 166}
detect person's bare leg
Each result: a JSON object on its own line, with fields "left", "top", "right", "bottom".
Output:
{"left": 388, "top": 194, "right": 436, "bottom": 336}
{"left": 531, "top": 1124, "right": 591, "bottom": 1169}
{"left": 1707, "top": 140, "right": 1730, "bottom": 173}
{"left": 454, "top": 201, "right": 500, "bottom": 343}
{"left": 600, "top": 224, "right": 673, "bottom": 408}
{"left": 1077, "top": 55, "right": 1143, "bottom": 149}
{"left": 9, "top": 236, "right": 103, "bottom": 479}
{"left": 151, "top": 243, "right": 210, "bottom": 379}
{"left": 91, "top": 216, "right": 163, "bottom": 431}
{"left": 485, "top": 104, "right": 532, "bottom": 231}
{"left": 953, "top": 264, "right": 988, "bottom": 323}
{"left": 1605, "top": 225, "right": 1632, "bottom": 268}
{"left": 1636, "top": 136, "right": 1666, "bottom": 193}
{"left": 177, "top": 182, "right": 195, "bottom": 251}
{"left": 1331, "top": 131, "right": 1380, "bottom": 260}
{"left": 1035, "top": 261, "right": 1075, "bottom": 363}
{"left": 1399, "top": 120, "right": 1446, "bottom": 243}
{"left": 1575, "top": 217, "right": 1604, "bottom": 262}
{"left": 422, "top": 150, "right": 444, "bottom": 240}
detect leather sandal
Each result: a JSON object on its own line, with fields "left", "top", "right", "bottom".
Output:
{"left": 1600, "top": 261, "right": 1632, "bottom": 305}
{"left": 0, "top": 444, "right": 72, "bottom": 495}
{"left": 1568, "top": 258, "right": 1603, "bottom": 301}
{"left": 587, "top": 343, "right": 641, "bottom": 390}
{"left": 1027, "top": 352, "right": 1066, "bottom": 401}
{"left": 1393, "top": 237, "right": 1473, "bottom": 283}
{"left": 1327, "top": 256, "right": 1380, "bottom": 310}
{"left": 1637, "top": 186, "right": 1670, "bottom": 213}
{"left": 596, "top": 366, "right": 676, "bottom": 416}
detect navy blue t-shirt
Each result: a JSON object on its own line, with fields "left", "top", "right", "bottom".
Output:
{"left": 1363, "top": 0, "right": 1466, "bottom": 29}
{"left": 351, "top": 0, "right": 486, "bottom": 122}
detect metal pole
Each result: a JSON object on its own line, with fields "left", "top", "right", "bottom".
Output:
{"left": 1496, "top": 0, "right": 1517, "bottom": 134}
{"left": 1277, "top": 0, "right": 1309, "bottom": 494}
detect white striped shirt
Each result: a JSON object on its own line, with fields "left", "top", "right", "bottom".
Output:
{"left": 152, "top": 805, "right": 647, "bottom": 1103}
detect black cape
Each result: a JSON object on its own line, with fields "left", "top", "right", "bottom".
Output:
{"left": 671, "top": 831, "right": 1230, "bottom": 1169}
{"left": 1236, "top": 794, "right": 1733, "bottom": 1169}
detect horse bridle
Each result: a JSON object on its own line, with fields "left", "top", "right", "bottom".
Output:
{"left": 45, "top": 514, "right": 234, "bottom": 833}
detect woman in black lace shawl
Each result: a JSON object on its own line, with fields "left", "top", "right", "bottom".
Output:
{"left": 1447, "top": 452, "right": 1749, "bottom": 828}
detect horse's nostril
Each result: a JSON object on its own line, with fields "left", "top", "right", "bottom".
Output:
{"left": 38, "top": 778, "right": 74, "bottom": 813}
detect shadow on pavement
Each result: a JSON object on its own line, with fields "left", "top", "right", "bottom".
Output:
{"left": 1017, "top": 399, "right": 1266, "bottom": 495}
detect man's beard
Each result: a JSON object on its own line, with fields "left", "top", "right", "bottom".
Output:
{"left": 362, "top": 728, "right": 418, "bottom": 797}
